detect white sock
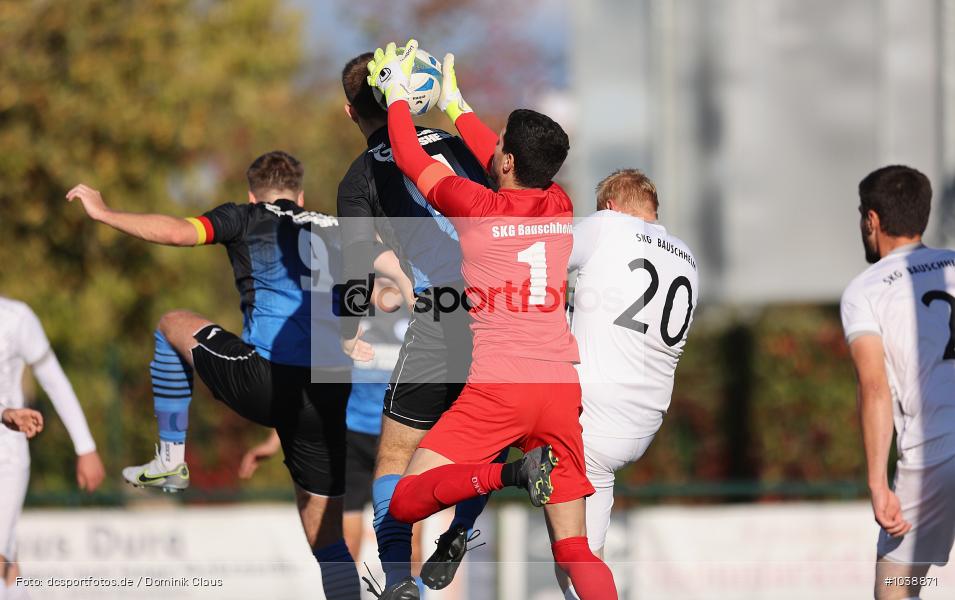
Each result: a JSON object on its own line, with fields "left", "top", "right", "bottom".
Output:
{"left": 159, "top": 440, "right": 186, "bottom": 467}
{"left": 0, "top": 580, "right": 8, "bottom": 600}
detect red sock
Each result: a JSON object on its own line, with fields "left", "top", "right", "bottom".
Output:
{"left": 553, "top": 536, "right": 618, "bottom": 600}
{"left": 389, "top": 463, "right": 504, "bottom": 524}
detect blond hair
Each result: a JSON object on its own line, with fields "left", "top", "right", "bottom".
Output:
{"left": 595, "top": 169, "right": 659, "bottom": 215}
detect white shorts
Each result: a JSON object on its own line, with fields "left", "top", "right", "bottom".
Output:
{"left": 0, "top": 461, "right": 29, "bottom": 559}
{"left": 878, "top": 453, "right": 955, "bottom": 565}
{"left": 582, "top": 431, "right": 655, "bottom": 552}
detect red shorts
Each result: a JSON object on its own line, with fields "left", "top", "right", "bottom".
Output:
{"left": 419, "top": 357, "right": 594, "bottom": 504}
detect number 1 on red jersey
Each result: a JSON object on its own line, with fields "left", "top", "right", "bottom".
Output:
{"left": 517, "top": 241, "right": 547, "bottom": 305}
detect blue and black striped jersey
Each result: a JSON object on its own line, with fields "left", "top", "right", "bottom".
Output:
{"left": 193, "top": 199, "right": 349, "bottom": 369}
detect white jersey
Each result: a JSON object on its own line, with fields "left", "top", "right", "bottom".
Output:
{"left": 841, "top": 244, "right": 955, "bottom": 468}
{"left": 569, "top": 210, "right": 699, "bottom": 438}
{"left": 0, "top": 297, "right": 50, "bottom": 465}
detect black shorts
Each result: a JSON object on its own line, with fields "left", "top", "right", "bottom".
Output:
{"left": 190, "top": 324, "right": 351, "bottom": 496}
{"left": 384, "top": 283, "right": 472, "bottom": 430}
{"left": 343, "top": 430, "right": 378, "bottom": 512}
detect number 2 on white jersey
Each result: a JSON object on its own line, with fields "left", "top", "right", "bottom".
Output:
{"left": 517, "top": 241, "right": 547, "bottom": 305}
{"left": 922, "top": 290, "right": 955, "bottom": 360}
{"left": 615, "top": 257, "right": 694, "bottom": 347}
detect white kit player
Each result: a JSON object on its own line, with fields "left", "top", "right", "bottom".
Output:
{"left": 560, "top": 169, "right": 698, "bottom": 594}
{"left": 0, "top": 297, "right": 104, "bottom": 600}
{"left": 841, "top": 165, "right": 955, "bottom": 600}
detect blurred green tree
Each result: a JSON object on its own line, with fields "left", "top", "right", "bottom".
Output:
{"left": 0, "top": 0, "right": 361, "bottom": 500}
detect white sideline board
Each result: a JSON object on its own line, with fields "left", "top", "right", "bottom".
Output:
{"left": 13, "top": 501, "right": 955, "bottom": 599}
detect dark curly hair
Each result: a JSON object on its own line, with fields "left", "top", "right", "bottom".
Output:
{"left": 502, "top": 109, "right": 570, "bottom": 189}
{"left": 859, "top": 165, "right": 932, "bottom": 237}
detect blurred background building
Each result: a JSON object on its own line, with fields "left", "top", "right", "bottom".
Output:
{"left": 571, "top": 0, "right": 955, "bottom": 302}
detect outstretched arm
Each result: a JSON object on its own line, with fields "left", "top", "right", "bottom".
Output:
{"left": 19, "top": 306, "right": 105, "bottom": 491}
{"left": 31, "top": 350, "right": 106, "bottom": 491}
{"left": 453, "top": 113, "right": 499, "bottom": 173}
{"left": 369, "top": 40, "right": 494, "bottom": 217}
{"left": 436, "top": 53, "right": 498, "bottom": 170}
{"left": 387, "top": 99, "right": 455, "bottom": 201}
{"left": 31, "top": 352, "right": 97, "bottom": 457}
{"left": 67, "top": 184, "right": 198, "bottom": 246}
{"left": 366, "top": 41, "right": 455, "bottom": 199}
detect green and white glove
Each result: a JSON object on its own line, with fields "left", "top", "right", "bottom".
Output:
{"left": 367, "top": 39, "right": 418, "bottom": 107}
{"left": 437, "top": 52, "right": 473, "bottom": 123}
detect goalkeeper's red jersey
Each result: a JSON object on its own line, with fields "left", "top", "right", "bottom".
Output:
{"left": 387, "top": 105, "right": 579, "bottom": 382}
{"left": 431, "top": 177, "right": 579, "bottom": 380}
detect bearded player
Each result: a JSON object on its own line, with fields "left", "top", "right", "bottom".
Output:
{"left": 558, "top": 169, "right": 698, "bottom": 598}
{"left": 367, "top": 41, "right": 618, "bottom": 599}
{"left": 66, "top": 152, "right": 406, "bottom": 600}
{"left": 841, "top": 165, "right": 955, "bottom": 600}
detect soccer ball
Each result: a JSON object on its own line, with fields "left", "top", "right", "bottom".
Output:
{"left": 373, "top": 48, "right": 442, "bottom": 116}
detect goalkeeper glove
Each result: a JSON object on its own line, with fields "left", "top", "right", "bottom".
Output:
{"left": 367, "top": 39, "right": 418, "bottom": 107}
{"left": 437, "top": 52, "right": 473, "bottom": 123}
